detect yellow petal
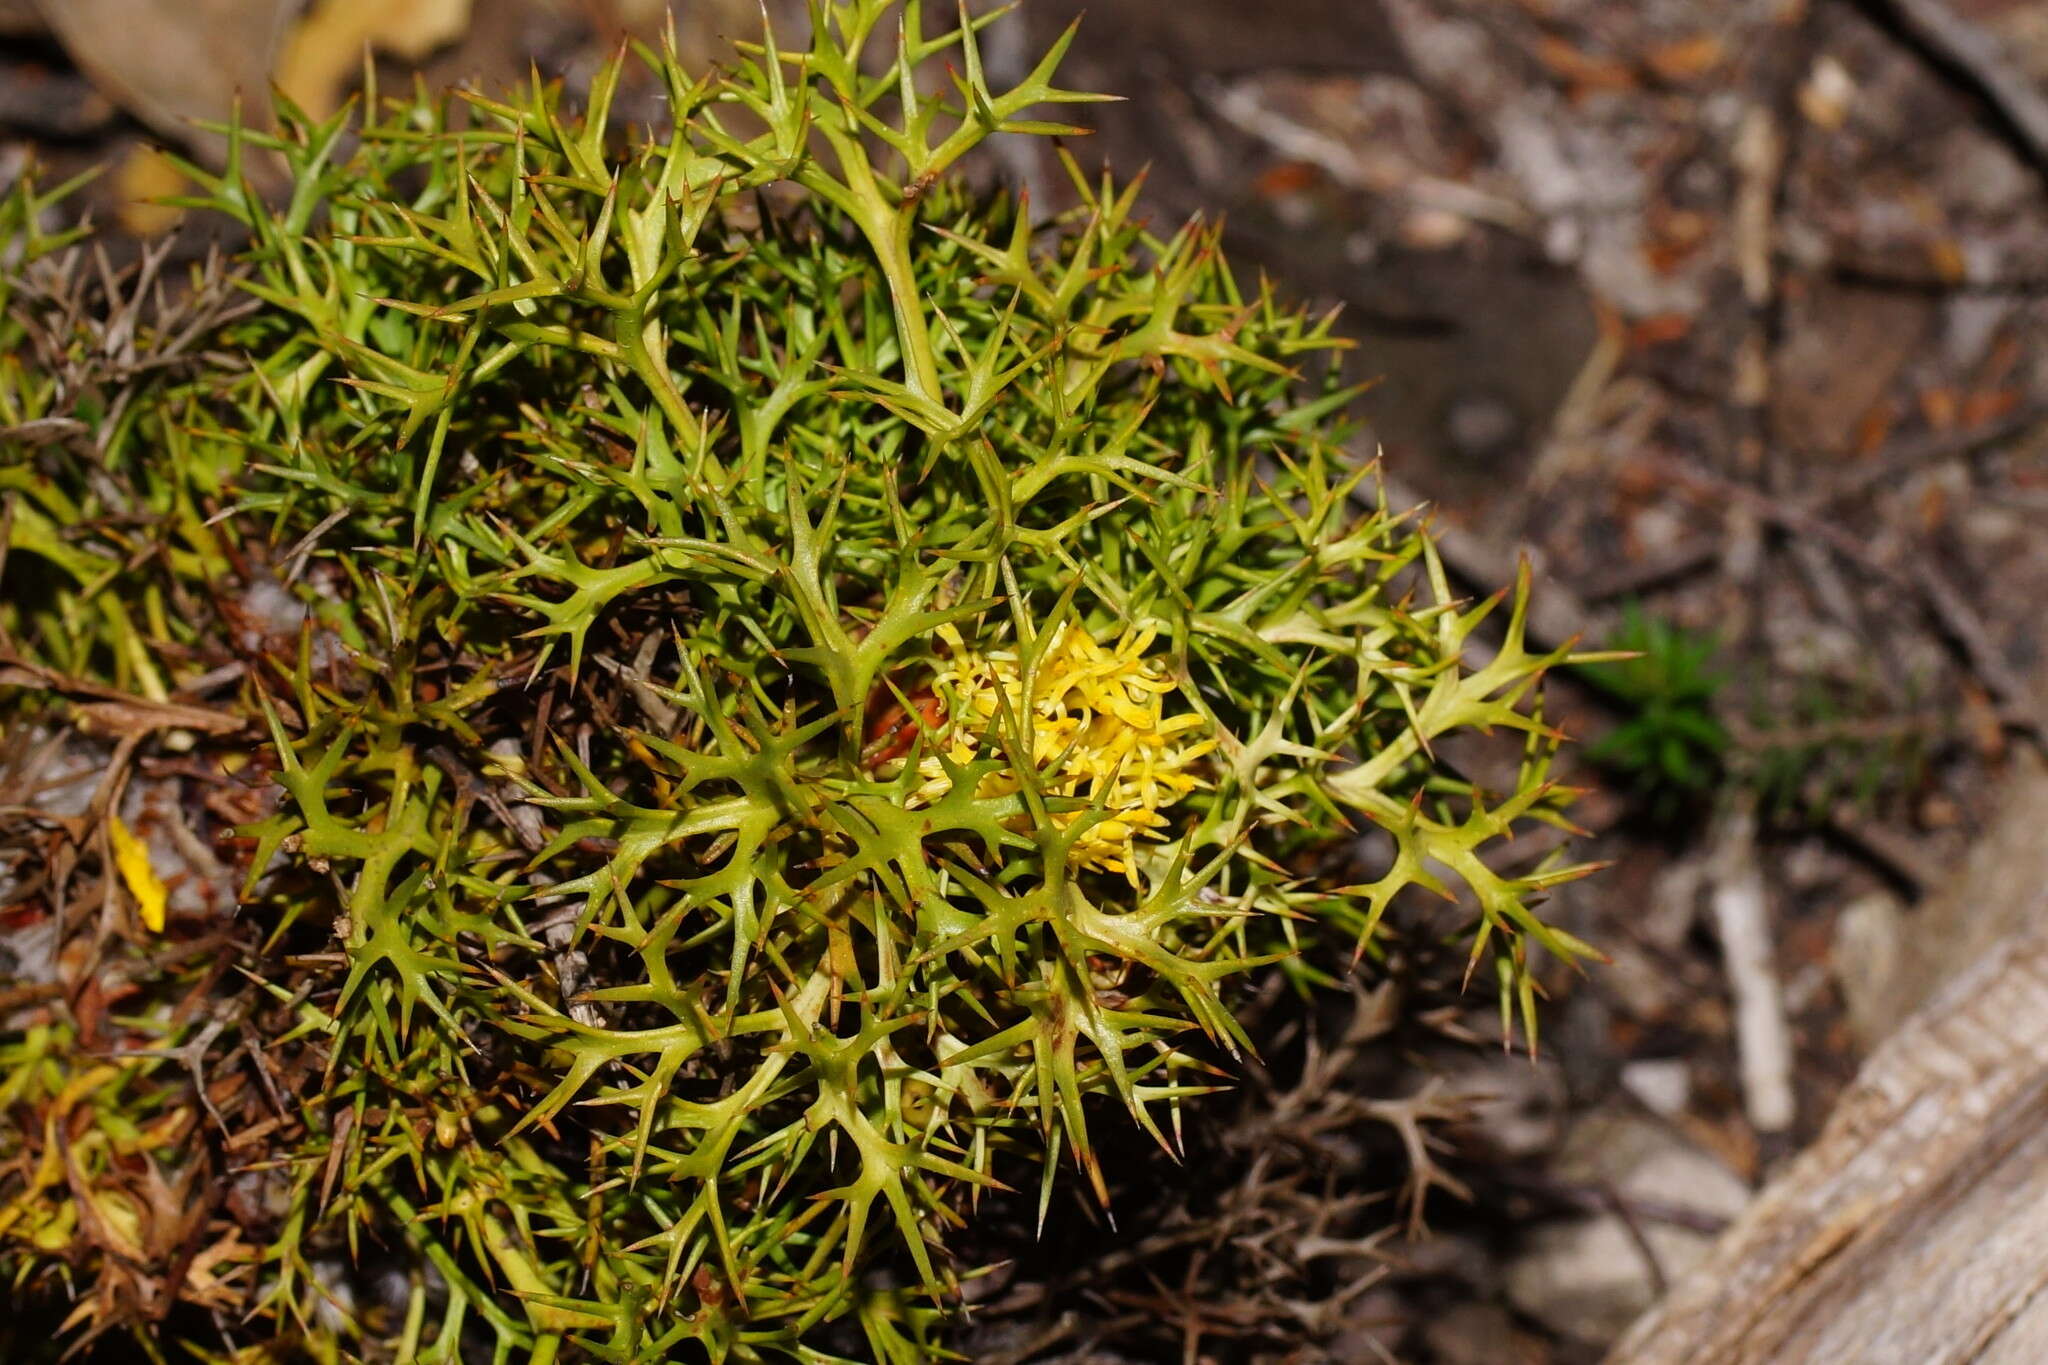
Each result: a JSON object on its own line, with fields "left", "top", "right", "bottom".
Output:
{"left": 108, "top": 816, "right": 168, "bottom": 933}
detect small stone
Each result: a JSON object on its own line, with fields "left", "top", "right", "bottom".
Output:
{"left": 1936, "top": 128, "right": 2034, "bottom": 217}
{"left": 1445, "top": 1054, "right": 1568, "bottom": 1160}
{"left": 1506, "top": 1212, "right": 1711, "bottom": 1344}
{"left": 1919, "top": 793, "right": 1962, "bottom": 830}
{"left": 1443, "top": 391, "right": 1521, "bottom": 465}
{"left": 1797, "top": 56, "right": 1855, "bottom": 131}
{"left": 1963, "top": 500, "right": 2030, "bottom": 554}
{"left": 1943, "top": 296, "right": 2013, "bottom": 372}
{"left": 1421, "top": 1302, "right": 1531, "bottom": 1365}
{"left": 1780, "top": 837, "right": 1839, "bottom": 894}
{"left": 1620, "top": 1058, "right": 1692, "bottom": 1117}
{"left": 1643, "top": 857, "right": 1705, "bottom": 950}
{"left": 1509, "top": 1123, "right": 1748, "bottom": 1344}
{"left": 1629, "top": 503, "right": 1686, "bottom": 558}
{"left": 1602, "top": 941, "right": 1682, "bottom": 1023}
{"left": 1400, "top": 206, "right": 1472, "bottom": 249}
{"left": 1389, "top": 1230, "right": 1494, "bottom": 1283}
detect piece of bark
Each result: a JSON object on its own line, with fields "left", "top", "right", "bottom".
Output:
{"left": 1888, "top": 749, "right": 2048, "bottom": 1017}
{"left": 1606, "top": 753, "right": 2048, "bottom": 1364}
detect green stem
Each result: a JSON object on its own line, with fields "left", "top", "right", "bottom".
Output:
{"left": 866, "top": 210, "right": 943, "bottom": 407}
{"left": 615, "top": 306, "right": 706, "bottom": 454}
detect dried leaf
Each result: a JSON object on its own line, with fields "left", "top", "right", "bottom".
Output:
{"left": 1925, "top": 237, "right": 1968, "bottom": 284}
{"left": 1534, "top": 35, "right": 1637, "bottom": 96}
{"left": 275, "top": 0, "right": 472, "bottom": 119}
{"left": 0, "top": 658, "right": 245, "bottom": 734}
{"left": 1978, "top": 334, "right": 2023, "bottom": 390}
{"left": 1629, "top": 314, "right": 1694, "bottom": 348}
{"left": 1962, "top": 387, "right": 2021, "bottom": 427}
{"left": 114, "top": 146, "right": 190, "bottom": 239}
{"left": 1852, "top": 397, "right": 1898, "bottom": 457}
{"left": 1644, "top": 34, "right": 1728, "bottom": 83}
{"left": 1251, "top": 161, "right": 1322, "bottom": 199}
{"left": 109, "top": 816, "right": 168, "bottom": 933}
{"left": 1960, "top": 683, "right": 2007, "bottom": 761}
{"left": 1398, "top": 208, "right": 1472, "bottom": 249}
{"left": 1645, "top": 206, "right": 1712, "bottom": 274}
{"left": 75, "top": 698, "right": 243, "bottom": 737}
{"left": 1918, "top": 386, "right": 1960, "bottom": 431}
{"left": 1918, "top": 478, "right": 1949, "bottom": 532}
{"left": 31, "top": 0, "right": 296, "bottom": 155}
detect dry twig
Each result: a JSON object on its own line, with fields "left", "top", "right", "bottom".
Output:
{"left": 1707, "top": 806, "right": 1796, "bottom": 1135}
{"left": 1866, "top": 0, "right": 2048, "bottom": 177}
{"left": 1648, "top": 457, "right": 2045, "bottom": 736}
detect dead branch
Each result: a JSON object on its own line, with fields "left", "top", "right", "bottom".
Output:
{"left": 1706, "top": 807, "right": 1796, "bottom": 1135}
{"left": 1865, "top": 0, "right": 2048, "bottom": 178}
{"left": 1647, "top": 457, "right": 2045, "bottom": 737}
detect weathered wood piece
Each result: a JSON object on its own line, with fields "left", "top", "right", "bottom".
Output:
{"left": 1607, "top": 755, "right": 2048, "bottom": 1364}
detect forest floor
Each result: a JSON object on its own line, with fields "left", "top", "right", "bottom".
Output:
{"left": 9, "top": 0, "right": 2048, "bottom": 1360}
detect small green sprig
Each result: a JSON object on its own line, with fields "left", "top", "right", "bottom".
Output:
{"left": 1579, "top": 603, "right": 1730, "bottom": 821}
{"left": 0, "top": 5, "right": 1602, "bottom": 1359}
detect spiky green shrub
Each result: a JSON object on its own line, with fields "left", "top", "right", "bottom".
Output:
{"left": 0, "top": 5, "right": 1601, "bottom": 1360}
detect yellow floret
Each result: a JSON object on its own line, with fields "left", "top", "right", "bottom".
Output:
{"left": 909, "top": 622, "right": 1215, "bottom": 877}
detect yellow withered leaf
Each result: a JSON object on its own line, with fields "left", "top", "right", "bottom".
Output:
{"left": 276, "top": 0, "right": 471, "bottom": 121}
{"left": 108, "top": 816, "right": 168, "bottom": 933}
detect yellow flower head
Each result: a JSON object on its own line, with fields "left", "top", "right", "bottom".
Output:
{"left": 908, "top": 621, "right": 1215, "bottom": 876}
